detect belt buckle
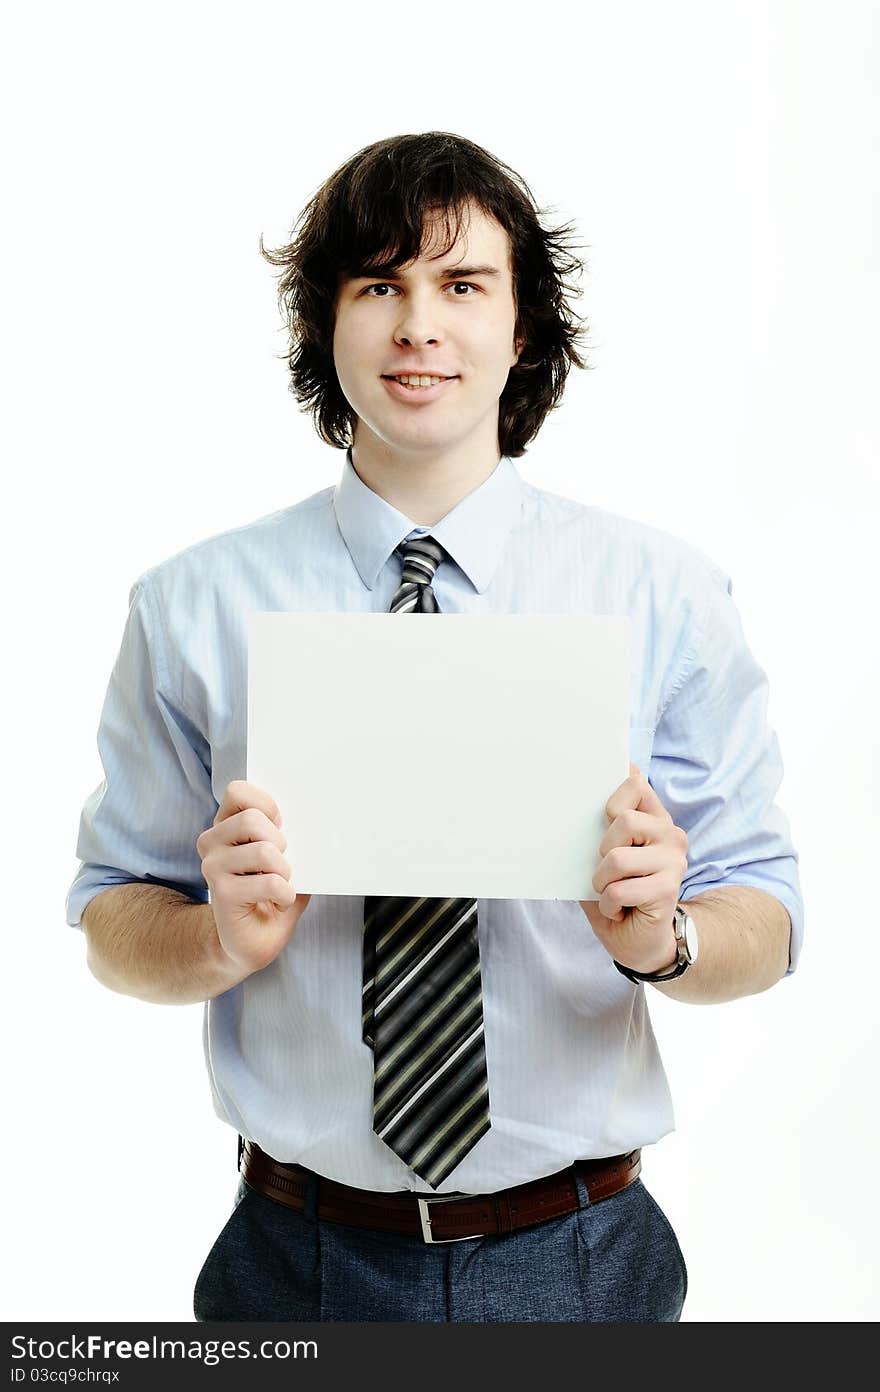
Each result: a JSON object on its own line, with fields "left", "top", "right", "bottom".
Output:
{"left": 416, "top": 1193, "right": 483, "bottom": 1244}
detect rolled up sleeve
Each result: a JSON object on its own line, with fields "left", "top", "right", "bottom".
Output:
{"left": 65, "top": 573, "right": 217, "bottom": 929}
{"left": 650, "top": 565, "right": 804, "bottom": 975}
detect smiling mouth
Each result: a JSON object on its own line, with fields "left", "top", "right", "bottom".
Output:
{"left": 381, "top": 375, "right": 459, "bottom": 390}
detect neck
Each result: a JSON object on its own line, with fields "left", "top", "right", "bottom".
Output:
{"left": 350, "top": 424, "right": 502, "bottom": 526}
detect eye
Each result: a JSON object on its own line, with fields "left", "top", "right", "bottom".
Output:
{"left": 361, "top": 282, "right": 480, "bottom": 298}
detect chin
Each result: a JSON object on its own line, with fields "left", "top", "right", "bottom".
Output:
{"left": 364, "top": 414, "right": 457, "bottom": 453}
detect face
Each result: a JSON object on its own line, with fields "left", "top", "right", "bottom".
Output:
{"left": 332, "top": 201, "right": 523, "bottom": 461}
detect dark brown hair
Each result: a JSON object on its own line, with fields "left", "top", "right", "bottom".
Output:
{"left": 260, "top": 132, "right": 592, "bottom": 458}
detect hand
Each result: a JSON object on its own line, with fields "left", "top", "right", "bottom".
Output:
{"left": 579, "top": 763, "right": 689, "bottom": 975}
{"left": 196, "top": 780, "right": 311, "bottom": 976}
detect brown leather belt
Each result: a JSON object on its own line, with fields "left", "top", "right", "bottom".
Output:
{"left": 239, "top": 1139, "right": 642, "bottom": 1244}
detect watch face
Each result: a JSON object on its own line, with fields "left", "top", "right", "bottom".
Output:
{"left": 683, "top": 914, "right": 698, "bottom": 963}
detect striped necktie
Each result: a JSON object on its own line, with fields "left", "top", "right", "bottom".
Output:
{"left": 361, "top": 535, "right": 492, "bottom": 1189}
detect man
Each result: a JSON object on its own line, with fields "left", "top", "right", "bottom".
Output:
{"left": 67, "top": 132, "right": 802, "bottom": 1323}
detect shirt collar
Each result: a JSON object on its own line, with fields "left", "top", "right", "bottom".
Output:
{"left": 332, "top": 445, "right": 525, "bottom": 594}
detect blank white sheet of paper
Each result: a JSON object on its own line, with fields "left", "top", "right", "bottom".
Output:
{"left": 247, "top": 612, "right": 631, "bottom": 900}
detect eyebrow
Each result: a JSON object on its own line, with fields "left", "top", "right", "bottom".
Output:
{"left": 349, "top": 262, "right": 502, "bottom": 282}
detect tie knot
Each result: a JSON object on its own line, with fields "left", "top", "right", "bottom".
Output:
{"left": 396, "top": 535, "right": 445, "bottom": 587}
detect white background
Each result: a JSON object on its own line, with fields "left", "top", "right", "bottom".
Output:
{"left": 3, "top": 0, "right": 877, "bottom": 1322}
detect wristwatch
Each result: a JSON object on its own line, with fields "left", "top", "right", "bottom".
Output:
{"left": 613, "top": 904, "right": 699, "bottom": 984}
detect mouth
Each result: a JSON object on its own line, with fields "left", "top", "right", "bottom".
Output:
{"left": 381, "top": 375, "right": 459, "bottom": 403}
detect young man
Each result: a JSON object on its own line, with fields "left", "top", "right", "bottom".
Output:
{"left": 67, "top": 132, "right": 802, "bottom": 1323}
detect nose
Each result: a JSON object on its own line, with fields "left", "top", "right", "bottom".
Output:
{"left": 393, "top": 291, "right": 442, "bottom": 348}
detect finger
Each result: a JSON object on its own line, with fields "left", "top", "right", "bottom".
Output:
{"left": 214, "top": 841, "right": 291, "bottom": 879}
{"left": 592, "top": 843, "right": 670, "bottom": 897}
{"left": 606, "top": 765, "right": 666, "bottom": 823}
{"left": 217, "top": 870, "right": 297, "bottom": 910}
{"left": 599, "top": 809, "right": 666, "bottom": 856}
{"left": 199, "top": 807, "right": 287, "bottom": 857}
{"left": 597, "top": 868, "right": 680, "bottom": 916}
{"left": 216, "top": 780, "right": 283, "bottom": 828}
{"left": 604, "top": 765, "right": 643, "bottom": 821}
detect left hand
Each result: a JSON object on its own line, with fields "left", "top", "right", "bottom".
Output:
{"left": 579, "top": 763, "right": 689, "bottom": 975}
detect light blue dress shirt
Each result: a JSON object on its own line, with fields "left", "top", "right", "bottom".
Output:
{"left": 66, "top": 447, "right": 803, "bottom": 1193}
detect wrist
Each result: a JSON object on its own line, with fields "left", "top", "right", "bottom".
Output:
{"left": 635, "top": 947, "right": 680, "bottom": 976}
{"left": 613, "top": 904, "right": 699, "bottom": 985}
{"left": 617, "top": 920, "right": 679, "bottom": 976}
{"left": 204, "top": 910, "right": 252, "bottom": 993}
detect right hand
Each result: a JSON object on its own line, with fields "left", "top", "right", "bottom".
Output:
{"left": 196, "top": 780, "right": 311, "bottom": 976}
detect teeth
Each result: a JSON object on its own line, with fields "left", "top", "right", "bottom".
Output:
{"left": 393, "top": 375, "right": 447, "bottom": 387}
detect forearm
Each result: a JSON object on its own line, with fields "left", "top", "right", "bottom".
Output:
{"left": 650, "top": 885, "right": 792, "bottom": 1004}
{"left": 82, "top": 883, "right": 248, "bottom": 1005}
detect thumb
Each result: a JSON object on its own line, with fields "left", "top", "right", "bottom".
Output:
{"left": 580, "top": 899, "right": 603, "bottom": 933}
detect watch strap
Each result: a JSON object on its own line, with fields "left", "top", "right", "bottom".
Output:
{"left": 613, "top": 955, "right": 690, "bottom": 983}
